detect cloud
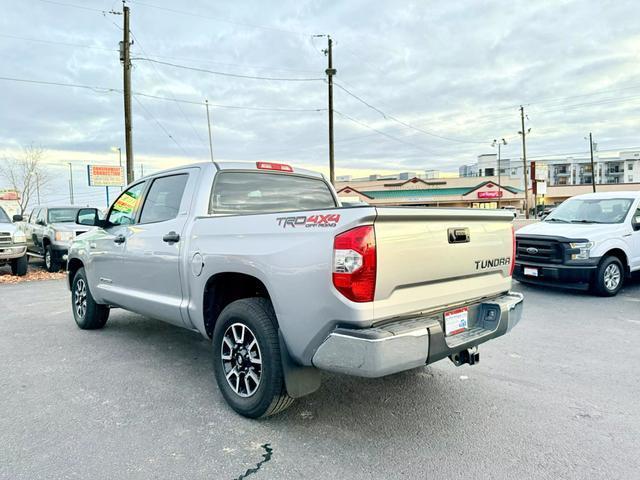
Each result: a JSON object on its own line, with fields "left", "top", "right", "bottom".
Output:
{"left": 1, "top": 0, "right": 639, "bottom": 207}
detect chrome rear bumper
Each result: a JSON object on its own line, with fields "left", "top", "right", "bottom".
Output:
{"left": 312, "top": 291, "right": 524, "bottom": 378}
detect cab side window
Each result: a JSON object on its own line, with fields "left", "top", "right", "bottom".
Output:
{"left": 139, "top": 174, "right": 188, "bottom": 224}
{"left": 108, "top": 182, "right": 145, "bottom": 226}
{"left": 36, "top": 209, "right": 46, "bottom": 225}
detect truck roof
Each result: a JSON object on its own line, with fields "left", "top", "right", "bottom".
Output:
{"left": 571, "top": 191, "right": 640, "bottom": 200}
{"left": 143, "top": 161, "right": 325, "bottom": 180}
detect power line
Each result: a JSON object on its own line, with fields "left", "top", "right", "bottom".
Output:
{"left": 128, "top": 0, "right": 311, "bottom": 37}
{"left": 0, "top": 75, "right": 325, "bottom": 112}
{"left": 333, "top": 81, "right": 489, "bottom": 145}
{"left": 133, "top": 57, "right": 325, "bottom": 82}
{"left": 129, "top": 30, "right": 207, "bottom": 153}
{"left": 529, "top": 94, "right": 640, "bottom": 115}
{"left": 0, "top": 33, "right": 118, "bottom": 52}
{"left": 133, "top": 91, "right": 326, "bottom": 112}
{"left": 0, "top": 75, "right": 120, "bottom": 94}
{"left": 334, "top": 110, "right": 433, "bottom": 154}
{"left": 133, "top": 96, "right": 190, "bottom": 156}
{"left": 32, "top": 0, "right": 109, "bottom": 13}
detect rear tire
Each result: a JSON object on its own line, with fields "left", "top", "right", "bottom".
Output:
{"left": 10, "top": 255, "right": 28, "bottom": 276}
{"left": 44, "top": 244, "right": 61, "bottom": 273}
{"left": 592, "top": 256, "right": 624, "bottom": 297}
{"left": 212, "top": 298, "right": 294, "bottom": 418}
{"left": 72, "top": 268, "right": 109, "bottom": 329}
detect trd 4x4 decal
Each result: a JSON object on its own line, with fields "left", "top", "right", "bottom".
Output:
{"left": 276, "top": 214, "right": 341, "bottom": 229}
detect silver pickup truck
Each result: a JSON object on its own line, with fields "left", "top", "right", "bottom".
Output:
{"left": 67, "top": 161, "right": 523, "bottom": 418}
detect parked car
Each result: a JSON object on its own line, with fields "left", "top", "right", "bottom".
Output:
{"left": 538, "top": 206, "right": 555, "bottom": 220}
{"left": 514, "top": 191, "right": 640, "bottom": 296}
{"left": 67, "top": 161, "right": 523, "bottom": 418}
{"left": 23, "top": 206, "right": 96, "bottom": 272}
{"left": 0, "top": 207, "right": 28, "bottom": 276}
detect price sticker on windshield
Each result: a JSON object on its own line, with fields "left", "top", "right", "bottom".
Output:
{"left": 445, "top": 307, "right": 468, "bottom": 336}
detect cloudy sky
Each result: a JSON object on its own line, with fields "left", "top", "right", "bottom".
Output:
{"left": 1, "top": 0, "right": 639, "bottom": 207}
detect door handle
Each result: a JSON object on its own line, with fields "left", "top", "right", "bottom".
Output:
{"left": 113, "top": 234, "right": 126, "bottom": 244}
{"left": 162, "top": 231, "right": 180, "bottom": 244}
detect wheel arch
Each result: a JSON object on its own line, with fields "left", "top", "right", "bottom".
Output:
{"left": 602, "top": 248, "right": 630, "bottom": 276}
{"left": 202, "top": 272, "right": 274, "bottom": 339}
{"left": 67, "top": 257, "right": 84, "bottom": 288}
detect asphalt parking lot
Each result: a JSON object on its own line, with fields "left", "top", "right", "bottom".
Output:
{"left": 1, "top": 278, "right": 639, "bottom": 480}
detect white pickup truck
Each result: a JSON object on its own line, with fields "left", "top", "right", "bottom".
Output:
{"left": 515, "top": 191, "right": 640, "bottom": 296}
{"left": 67, "top": 161, "right": 523, "bottom": 418}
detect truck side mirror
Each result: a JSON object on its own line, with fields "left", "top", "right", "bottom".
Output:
{"left": 633, "top": 216, "right": 640, "bottom": 231}
{"left": 76, "top": 208, "right": 101, "bottom": 226}
{"left": 12, "top": 214, "right": 23, "bottom": 222}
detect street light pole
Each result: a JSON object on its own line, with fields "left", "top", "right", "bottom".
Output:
{"left": 588, "top": 132, "right": 596, "bottom": 193}
{"left": 68, "top": 162, "right": 74, "bottom": 205}
{"left": 492, "top": 138, "right": 507, "bottom": 208}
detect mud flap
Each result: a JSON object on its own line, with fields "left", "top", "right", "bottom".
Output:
{"left": 278, "top": 330, "right": 321, "bottom": 399}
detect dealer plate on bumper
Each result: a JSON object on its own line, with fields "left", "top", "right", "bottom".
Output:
{"left": 523, "top": 267, "right": 539, "bottom": 277}
{"left": 445, "top": 307, "right": 468, "bottom": 336}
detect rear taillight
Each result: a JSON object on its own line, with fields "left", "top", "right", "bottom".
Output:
{"left": 509, "top": 225, "right": 516, "bottom": 276}
{"left": 333, "top": 225, "right": 376, "bottom": 302}
{"left": 256, "top": 161, "right": 293, "bottom": 172}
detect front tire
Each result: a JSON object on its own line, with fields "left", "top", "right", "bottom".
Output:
{"left": 10, "top": 255, "right": 28, "bottom": 276}
{"left": 44, "top": 244, "right": 61, "bottom": 273}
{"left": 72, "top": 268, "right": 109, "bottom": 329}
{"left": 593, "top": 256, "right": 624, "bottom": 297}
{"left": 212, "top": 298, "right": 293, "bottom": 418}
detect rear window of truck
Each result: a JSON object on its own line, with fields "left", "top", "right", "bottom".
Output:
{"left": 210, "top": 171, "right": 336, "bottom": 215}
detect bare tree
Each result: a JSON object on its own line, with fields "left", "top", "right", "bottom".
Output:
{"left": 0, "top": 144, "right": 51, "bottom": 215}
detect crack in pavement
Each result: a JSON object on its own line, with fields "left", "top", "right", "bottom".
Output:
{"left": 232, "top": 443, "right": 273, "bottom": 480}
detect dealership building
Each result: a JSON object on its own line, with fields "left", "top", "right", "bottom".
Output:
{"left": 336, "top": 176, "right": 525, "bottom": 209}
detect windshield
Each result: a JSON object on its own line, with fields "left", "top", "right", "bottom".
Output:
{"left": 545, "top": 198, "right": 633, "bottom": 224}
{"left": 48, "top": 208, "right": 80, "bottom": 223}
{"left": 0, "top": 207, "right": 10, "bottom": 223}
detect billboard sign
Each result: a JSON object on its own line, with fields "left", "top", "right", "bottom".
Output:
{"left": 87, "top": 165, "right": 124, "bottom": 187}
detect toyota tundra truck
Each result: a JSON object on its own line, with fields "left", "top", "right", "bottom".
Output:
{"left": 67, "top": 161, "right": 523, "bottom": 418}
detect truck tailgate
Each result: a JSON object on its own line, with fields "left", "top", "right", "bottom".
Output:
{"left": 373, "top": 207, "right": 514, "bottom": 319}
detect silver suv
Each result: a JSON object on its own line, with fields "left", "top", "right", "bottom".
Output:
{"left": 0, "top": 207, "right": 28, "bottom": 276}
{"left": 23, "top": 206, "right": 95, "bottom": 272}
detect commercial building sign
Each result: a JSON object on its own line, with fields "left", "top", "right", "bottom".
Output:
{"left": 477, "top": 190, "right": 503, "bottom": 199}
{"left": 87, "top": 165, "right": 124, "bottom": 187}
{"left": 0, "top": 189, "right": 19, "bottom": 200}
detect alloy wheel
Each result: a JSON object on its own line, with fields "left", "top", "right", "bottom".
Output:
{"left": 45, "top": 249, "right": 51, "bottom": 270}
{"left": 74, "top": 278, "right": 87, "bottom": 319}
{"left": 604, "top": 263, "right": 621, "bottom": 291}
{"left": 221, "top": 322, "right": 262, "bottom": 398}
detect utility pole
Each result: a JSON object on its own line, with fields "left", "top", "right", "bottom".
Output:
{"left": 324, "top": 36, "right": 336, "bottom": 185}
{"left": 205, "top": 99, "right": 214, "bottom": 163}
{"left": 589, "top": 132, "right": 596, "bottom": 192}
{"left": 121, "top": 4, "right": 134, "bottom": 184}
{"left": 519, "top": 106, "right": 530, "bottom": 218}
{"left": 68, "top": 162, "right": 74, "bottom": 205}
{"left": 140, "top": 164, "right": 144, "bottom": 178}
